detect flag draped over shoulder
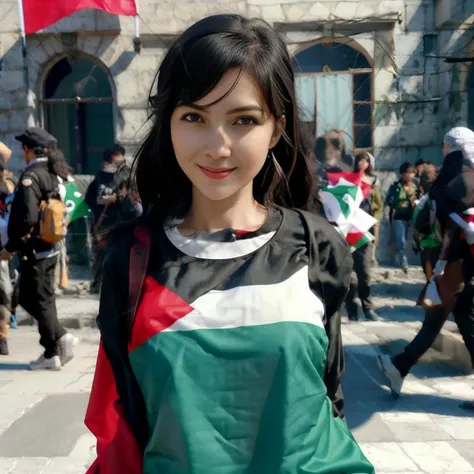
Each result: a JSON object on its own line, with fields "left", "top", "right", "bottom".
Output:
{"left": 22, "top": 0, "right": 138, "bottom": 34}
{"left": 320, "top": 171, "right": 377, "bottom": 251}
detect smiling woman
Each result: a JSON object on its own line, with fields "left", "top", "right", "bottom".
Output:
{"left": 85, "top": 14, "right": 375, "bottom": 474}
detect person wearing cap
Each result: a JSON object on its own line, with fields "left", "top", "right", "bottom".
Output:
{"left": 0, "top": 127, "right": 78, "bottom": 370}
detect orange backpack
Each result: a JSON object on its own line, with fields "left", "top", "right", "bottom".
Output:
{"left": 38, "top": 198, "right": 69, "bottom": 244}
{"left": 29, "top": 172, "right": 69, "bottom": 244}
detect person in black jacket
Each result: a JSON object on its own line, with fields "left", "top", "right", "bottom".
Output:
{"left": 0, "top": 127, "right": 78, "bottom": 370}
{"left": 378, "top": 127, "right": 474, "bottom": 400}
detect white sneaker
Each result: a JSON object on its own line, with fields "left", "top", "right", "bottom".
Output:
{"left": 377, "top": 352, "right": 404, "bottom": 398}
{"left": 58, "top": 333, "right": 79, "bottom": 366}
{"left": 29, "top": 355, "right": 61, "bottom": 371}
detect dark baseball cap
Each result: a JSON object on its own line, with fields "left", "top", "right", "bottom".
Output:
{"left": 15, "top": 127, "right": 57, "bottom": 149}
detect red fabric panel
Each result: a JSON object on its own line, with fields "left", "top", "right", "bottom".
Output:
{"left": 23, "top": 0, "right": 137, "bottom": 34}
{"left": 85, "top": 342, "right": 142, "bottom": 474}
{"left": 128, "top": 276, "right": 194, "bottom": 352}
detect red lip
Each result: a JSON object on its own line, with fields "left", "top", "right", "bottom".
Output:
{"left": 198, "top": 165, "right": 235, "bottom": 180}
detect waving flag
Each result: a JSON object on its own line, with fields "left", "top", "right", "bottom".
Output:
{"left": 59, "top": 181, "right": 92, "bottom": 223}
{"left": 21, "top": 0, "right": 138, "bottom": 34}
{"left": 320, "top": 171, "right": 377, "bottom": 250}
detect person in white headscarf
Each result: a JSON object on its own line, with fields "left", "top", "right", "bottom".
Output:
{"left": 378, "top": 126, "right": 474, "bottom": 404}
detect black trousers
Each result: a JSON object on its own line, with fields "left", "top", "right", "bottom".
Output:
{"left": 19, "top": 256, "right": 66, "bottom": 358}
{"left": 345, "top": 242, "right": 373, "bottom": 316}
{"left": 393, "top": 280, "right": 474, "bottom": 377}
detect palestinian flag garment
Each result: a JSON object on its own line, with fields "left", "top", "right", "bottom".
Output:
{"left": 85, "top": 207, "right": 374, "bottom": 474}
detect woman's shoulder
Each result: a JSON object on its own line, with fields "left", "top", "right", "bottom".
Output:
{"left": 104, "top": 221, "right": 150, "bottom": 268}
{"left": 283, "top": 208, "right": 349, "bottom": 251}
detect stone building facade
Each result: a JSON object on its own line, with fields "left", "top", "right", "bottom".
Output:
{"left": 0, "top": 0, "right": 473, "bottom": 176}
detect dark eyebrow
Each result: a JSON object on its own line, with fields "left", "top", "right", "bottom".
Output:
{"left": 183, "top": 104, "right": 264, "bottom": 114}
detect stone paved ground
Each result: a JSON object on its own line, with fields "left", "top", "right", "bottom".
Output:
{"left": 1, "top": 268, "right": 474, "bottom": 473}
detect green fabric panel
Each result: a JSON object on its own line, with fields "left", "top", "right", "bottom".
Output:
{"left": 130, "top": 322, "right": 374, "bottom": 474}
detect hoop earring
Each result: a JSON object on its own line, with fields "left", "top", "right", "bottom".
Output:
{"left": 269, "top": 150, "right": 285, "bottom": 178}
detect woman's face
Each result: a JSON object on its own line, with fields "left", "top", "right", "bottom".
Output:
{"left": 357, "top": 158, "right": 369, "bottom": 172}
{"left": 170, "top": 69, "right": 282, "bottom": 203}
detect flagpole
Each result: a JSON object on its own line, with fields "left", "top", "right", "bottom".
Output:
{"left": 133, "top": 16, "right": 141, "bottom": 53}
{"left": 133, "top": 1, "right": 140, "bottom": 53}
{"left": 16, "top": 0, "right": 35, "bottom": 127}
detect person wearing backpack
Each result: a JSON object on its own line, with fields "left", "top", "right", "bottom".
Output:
{"left": 0, "top": 127, "right": 78, "bottom": 370}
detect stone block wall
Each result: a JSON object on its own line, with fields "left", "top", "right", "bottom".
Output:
{"left": 1, "top": 0, "right": 473, "bottom": 172}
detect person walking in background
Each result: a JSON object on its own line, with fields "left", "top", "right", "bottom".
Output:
{"left": 414, "top": 159, "right": 426, "bottom": 187}
{"left": 85, "top": 149, "right": 120, "bottom": 294}
{"left": 419, "top": 160, "right": 438, "bottom": 195}
{"left": 110, "top": 143, "right": 141, "bottom": 222}
{"left": 386, "top": 162, "right": 419, "bottom": 272}
{"left": 0, "top": 142, "right": 12, "bottom": 167}
{"left": 0, "top": 142, "right": 16, "bottom": 194}
{"left": 345, "top": 152, "right": 381, "bottom": 321}
{"left": 378, "top": 127, "right": 474, "bottom": 400}
{"left": 0, "top": 158, "right": 14, "bottom": 355}
{"left": 86, "top": 146, "right": 140, "bottom": 294}
{"left": 0, "top": 127, "right": 78, "bottom": 369}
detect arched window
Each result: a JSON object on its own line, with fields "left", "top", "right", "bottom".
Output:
{"left": 293, "top": 41, "right": 374, "bottom": 153}
{"left": 40, "top": 55, "right": 115, "bottom": 175}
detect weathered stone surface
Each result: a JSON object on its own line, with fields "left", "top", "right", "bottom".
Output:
{"left": 261, "top": 4, "right": 285, "bottom": 21}
{"left": 308, "top": 3, "right": 332, "bottom": 19}
{"left": 0, "top": 1, "right": 18, "bottom": 33}
{"left": 283, "top": 3, "right": 313, "bottom": 22}
{"left": 0, "top": 0, "right": 470, "bottom": 175}
{"left": 333, "top": 2, "right": 359, "bottom": 19}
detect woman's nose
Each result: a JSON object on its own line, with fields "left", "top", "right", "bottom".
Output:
{"left": 205, "top": 127, "right": 232, "bottom": 160}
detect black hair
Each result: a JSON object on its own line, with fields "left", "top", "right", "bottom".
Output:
{"left": 112, "top": 143, "right": 126, "bottom": 156}
{"left": 424, "top": 160, "right": 434, "bottom": 166}
{"left": 314, "top": 136, "right": 327, "bottom": 164}
{"left": 47, "top": 148, "right": 72, "bottom": 180}
{"left": 26, "top": 145, "right": 70, "bottom": 180}
{"left": 132, "top": 14, "right": 314, "bottom": 221}
{"left": 354, "top": 151, "right": 375, "bottom": 177}
{"left": 103, "top": 149, "right": 115, "bottom": 164}
{"left": 415, "top": 159, "right": 426, "bottom": 167}
{"left": 399, "top": 162, "right": 415, "bottom": 174}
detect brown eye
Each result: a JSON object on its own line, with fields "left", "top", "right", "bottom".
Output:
{"left": 235, "top": 117, "right": 258, "bottom": 125}
{"left": 182, "top": 113, "right": 203, "bottom": 123}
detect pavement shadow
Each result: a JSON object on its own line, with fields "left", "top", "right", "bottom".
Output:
{"left": 0, "top": 363, "right": 30, "bottom": 371}
{"left": 343, "top": 344, "right": 473, "bottom": 431}
{"left": 377, "top": 340, "right": 471, "bottom": 378}
{"left": 376, "top": 304, "right": 424, "bottom": 322}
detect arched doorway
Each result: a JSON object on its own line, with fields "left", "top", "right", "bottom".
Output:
{"left": 293, "top": 40, "right": 374, "bottom": 153}
{"left": 40, "top": 55, "right": 115, "bottom": 175}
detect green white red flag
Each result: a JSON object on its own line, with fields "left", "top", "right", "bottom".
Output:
{"left": 21, "top": 0, "right": 138, "bottom": 34}
{"left": 320, "top": 171, "right": 377, "bottom": 251}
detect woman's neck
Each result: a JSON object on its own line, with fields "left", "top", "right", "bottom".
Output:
{"left": 180, "top": 183, "right": 267, "bottom": 234}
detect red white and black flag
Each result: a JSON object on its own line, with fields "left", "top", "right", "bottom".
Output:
{"left": 21, "top": 0, "right": 138, "bottom": 34}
